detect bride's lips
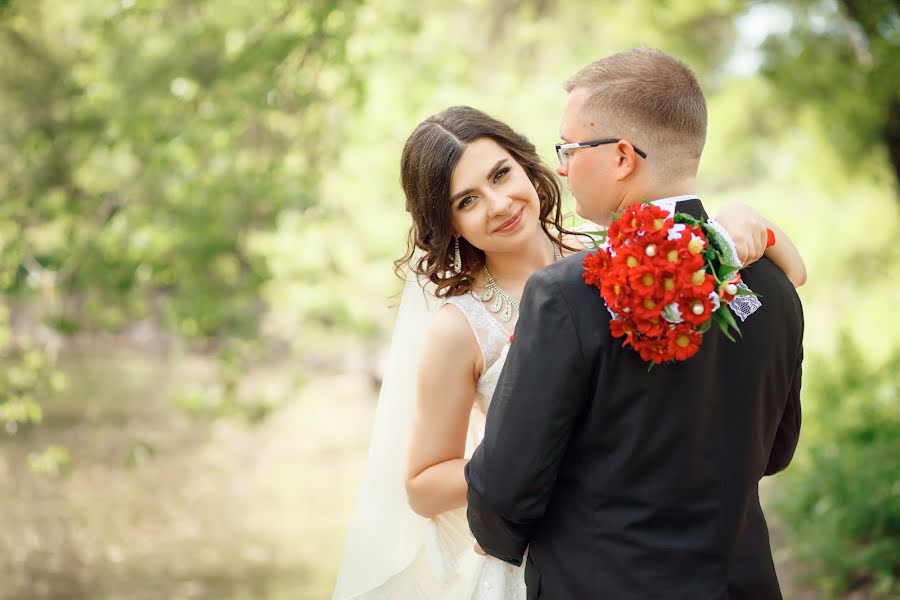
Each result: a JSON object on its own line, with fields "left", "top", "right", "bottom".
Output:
{"left": 493, "top": 208, "right": 524, "bottom": 233}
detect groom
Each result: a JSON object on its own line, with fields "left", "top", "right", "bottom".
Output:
{"left": 465, "top": 49, "right": 803, "bottom": 599}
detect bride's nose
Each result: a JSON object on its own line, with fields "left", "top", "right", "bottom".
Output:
{"left": 486, "top": 191, "right": 513, "bottom": 218}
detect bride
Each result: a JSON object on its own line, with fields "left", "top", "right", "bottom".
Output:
{"left": 332, "top": 106, "right": 806, "bottom": 600}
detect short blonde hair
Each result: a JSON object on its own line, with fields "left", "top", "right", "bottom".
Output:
{"left": 564, "top": 48, "right": 707, "bottom": 180}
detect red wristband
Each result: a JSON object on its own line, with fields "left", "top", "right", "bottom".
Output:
{"left": 766, "top": 228, "right": 776, "bottom": 248}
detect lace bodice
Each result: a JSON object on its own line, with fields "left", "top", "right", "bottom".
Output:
{"left": 443, "top": 292, "right": 512, "bottom": 416}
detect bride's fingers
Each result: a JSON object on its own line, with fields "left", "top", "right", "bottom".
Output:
{"left": 756, "top": 226, "right": 768, "bottom": 260}
{"left": 742, "top": 222, "right": 767, "bottom": 266}
{"left": 734, "top": 238, "right": 751, "bottom": 266}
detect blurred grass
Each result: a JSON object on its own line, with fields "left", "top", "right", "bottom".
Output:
{"left": 771, "top": 341, "right": 900, "bottom": 598}
{"left": 1, "top": 348, "right": 375, "bottom": 600}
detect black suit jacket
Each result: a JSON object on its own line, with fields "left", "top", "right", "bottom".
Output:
{"left": 465, "top": 199, "right": 803, "bottom": 599}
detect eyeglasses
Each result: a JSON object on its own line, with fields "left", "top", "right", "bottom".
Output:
{"left": 554, "top": 138, "right": 648, "bottom": 168}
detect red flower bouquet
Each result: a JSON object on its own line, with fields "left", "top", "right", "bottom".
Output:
{"left": 582, "top": 202, "right": 756, "bottom": 366}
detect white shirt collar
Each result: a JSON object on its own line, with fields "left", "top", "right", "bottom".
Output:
{"left": 649, "top": 194, "right": 700, "bottom": 216}
{"left": 650, "top": 194, "right": 700, "bottom": 206}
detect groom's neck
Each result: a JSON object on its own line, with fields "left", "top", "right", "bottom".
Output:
{"left": 621, "top": 176, "right": 697, "bottom": 207}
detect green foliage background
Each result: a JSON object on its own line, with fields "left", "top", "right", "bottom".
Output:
{"left": 0, "top": 0, "right": 897, "bottom": 597}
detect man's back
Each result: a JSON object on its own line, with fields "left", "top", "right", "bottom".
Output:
{"left": 527, "top": 205, "right": 803, "bottom": 599}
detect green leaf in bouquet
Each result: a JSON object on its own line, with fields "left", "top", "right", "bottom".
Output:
{"left": 735, "top": 286, "right": 760, "bottom": 297}
{"left": 713, "top": 310, "right": 738, "bottom": 343}
{"left": 586, "top": 229, "right": 608, "bottom": 249}
{"left": 717, "top": 305, "right": 743, "bottom": 339}
{"left": 697, "top": 318, "right": 713, "bottom": 334}
{"left": 673, "top": 213, "right": 702, "bottom": 227}
{"left": 717, "top": 263, "right": 742, "bottom": 280}
{"left": 705, "top": 258, "right": 722, "bottom": 282}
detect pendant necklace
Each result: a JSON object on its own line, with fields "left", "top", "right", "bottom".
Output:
{"left": 478, "top": 241, "right": 563, "bottom": 322}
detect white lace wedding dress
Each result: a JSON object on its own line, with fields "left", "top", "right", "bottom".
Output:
{"left": 444, "top": 292, "right": 527, "bottom": 600}
{"left": 332, "top": 286, "right": 526, "bottom": 600}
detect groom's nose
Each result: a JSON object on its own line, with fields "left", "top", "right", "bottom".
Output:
{"left": 556, "top": 162, "right": 568, "bottom": 177}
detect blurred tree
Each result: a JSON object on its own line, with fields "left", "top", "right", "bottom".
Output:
{"left": 754, "top": 0, "right": 899, "bottom": 192}
{"left": 0, "top": 0, "right": 364, "bottom": 431}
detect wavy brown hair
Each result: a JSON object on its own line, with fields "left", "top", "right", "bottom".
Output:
{"left": 395, "top": 106, "right": 584, "bottom": 298}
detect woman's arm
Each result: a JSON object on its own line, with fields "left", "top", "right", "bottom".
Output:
{"left": 762, "top": 220, "right": 807, "bottom": 286}
{"left": 405, "top": 304, "right": 479, "bottom": 519}
{"left": 714, "top": 202, "right": 807, "bottom": 287}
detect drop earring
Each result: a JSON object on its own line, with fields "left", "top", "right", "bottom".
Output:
{"left": 452, "top": 237, "right": 462, "bottom": 274}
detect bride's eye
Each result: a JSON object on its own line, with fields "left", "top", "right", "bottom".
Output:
{"left": 458, "top": 195, "right": 476, "bottom": 209}
{"left": 493, "top": 167, "right": 510, "bottom": 183}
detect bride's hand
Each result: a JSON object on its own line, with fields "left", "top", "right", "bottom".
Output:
{"left": 714, "top": 202, "right": 770, "bottom": 266}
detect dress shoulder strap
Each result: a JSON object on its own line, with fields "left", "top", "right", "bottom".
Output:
{"left": 443, "top": 292, "right": 508, "bottom": 369}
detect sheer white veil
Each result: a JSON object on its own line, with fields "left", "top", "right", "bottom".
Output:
{"left": 332, "top": 256, "right": 442, "bottom": 599}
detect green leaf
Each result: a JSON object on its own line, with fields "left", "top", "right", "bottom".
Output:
{"left": 719, "top": 263, "right": 742, "bottom": 274}
{"left": 674, "top": 213, "right": 702, "bottom": 227}
{"left": 735, "top": 286, "right": 759, "bottom": 297}
{"left": 586, "top": 230, "right": 608, "bottom": 249}
{"left": 717, "top": 306, "right": 743, "bottom": 339}
{"left": 718, "top": 263, "right": 741, "bottom": 280}
{"left": 713, "top": 311, "right": 738, "bottom": 342}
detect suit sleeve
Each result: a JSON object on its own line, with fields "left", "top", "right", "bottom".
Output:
{"left": 464, "top": 268, "right": 590, "bottom": 565}
{"left": 765, "top": 342, "right": 803, "bottom": 476}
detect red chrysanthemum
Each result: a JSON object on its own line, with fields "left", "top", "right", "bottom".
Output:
{"left": 680, "top": 292, "right": 715, "bottom": 327}
{"left": 581, "top": 251, "right": 608, "bottom": 287}
{"left": 610, "top": 318, "right": 633, "bottom": 341}
{"left": 627, "top": 264, "right": 664, "bottom": 300}
{"left": 668, "top": 324, "right": 702, "bottom": 361}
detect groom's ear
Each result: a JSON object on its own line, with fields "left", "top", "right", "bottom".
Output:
{"left": 614, "top": 141, "right": 639, "bottom": 181}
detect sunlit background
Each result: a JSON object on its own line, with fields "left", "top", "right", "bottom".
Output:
{"left": 1, "top": 1, "right": 897, "bottom": 599}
